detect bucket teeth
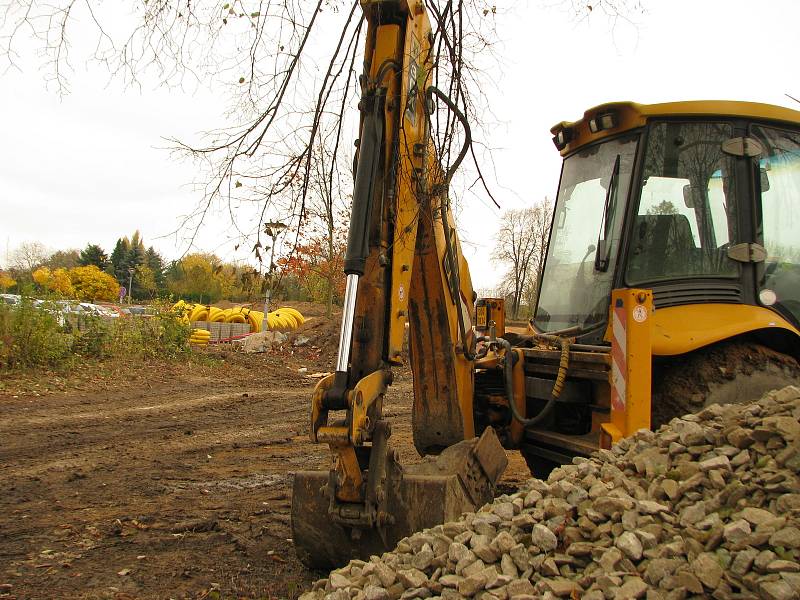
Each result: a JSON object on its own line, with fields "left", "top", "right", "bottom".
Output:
{"left": 291, "top": 427, "right": 508, "bottom": 569}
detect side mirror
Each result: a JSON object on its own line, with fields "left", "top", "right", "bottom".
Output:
{"left": 760, "top": 167, "right": 770, "bottom": 193}
{"left": 682, "top": 184, "right": 700, "bottom": 208}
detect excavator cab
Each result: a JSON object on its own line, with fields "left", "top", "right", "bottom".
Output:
{"left": 508, "top": 102, "right": 800, "bottom": 471}
{"left": 541, "top": 104, "right": 800, "bottom": 337}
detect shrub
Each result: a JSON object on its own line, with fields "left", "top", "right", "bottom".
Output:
{"left": 0, "top": 299, "right": 192, "bottom": 371}
{"left": 0, "top": 298, "right": 73, "bottom": 369}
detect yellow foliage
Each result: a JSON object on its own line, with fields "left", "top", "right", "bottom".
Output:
{"left": 50, "top": 268, "right": 74, "bottom": 296}
{"left": 0, "top": 271, "right": 17, "bottom": 290}
{"left": 69, "top": 265, "right": 120, "bottom": 302}
{"left": 32, "top": 267, "right": 74, "bottom": 296}
{"left": 32, "top": 267, "right": 51, "bottom": 287}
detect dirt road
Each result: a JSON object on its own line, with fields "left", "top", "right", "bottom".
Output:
{"left": 0, "top": 354, "right": 529, "bottom": 599}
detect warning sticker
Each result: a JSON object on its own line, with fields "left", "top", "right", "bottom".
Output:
{"left": 405, "top": 35, "right": 420, "bottom": 124}
{"left": 633, "top": 305, "right": 648, "bottom": 323}
{"left": 476, "top": 305, "right": 487, "bottom": 328}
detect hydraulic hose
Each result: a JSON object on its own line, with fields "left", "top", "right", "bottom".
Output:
{"left": 479, "top": 335, "right": 571, "bottom": 429}
{"left": 426, "top": 86, "right": 471, "bottom": 188}
{"left": 426, "top": 85, "right": 475, "bottom": 360}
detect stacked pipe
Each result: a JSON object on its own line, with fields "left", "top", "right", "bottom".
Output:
{"left": 188, "top": 328, "right": 211, "bottom": 346}
{"left": 171, "top": 302, "right": 305, "bottom": 333}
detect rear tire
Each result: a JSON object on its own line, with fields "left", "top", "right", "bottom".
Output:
{"left": 651, "top": 341, "right": 800, "bottom": 429}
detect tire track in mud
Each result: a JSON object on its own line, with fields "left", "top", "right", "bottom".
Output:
{"left": 0, "top": 372, "right": 332, "bottom": 599}
{"left": 0, "top": 366, "right": 527, "bottom": 599}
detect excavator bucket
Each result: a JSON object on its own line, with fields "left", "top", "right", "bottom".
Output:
{"left": 292, "top": 427, "right": 508, "bottom": 569}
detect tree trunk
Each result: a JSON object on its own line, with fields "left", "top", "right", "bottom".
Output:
{"left": 325, "top": 224, "right": 334, "bottom": 318}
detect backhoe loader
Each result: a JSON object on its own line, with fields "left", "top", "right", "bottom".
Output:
{"left": 291, "top": 0, "right": 800, "bottom": 568}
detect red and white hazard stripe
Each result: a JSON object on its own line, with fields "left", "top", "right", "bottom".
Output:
{"left": 611, "top": 301, "right": 627, "bottom": 412}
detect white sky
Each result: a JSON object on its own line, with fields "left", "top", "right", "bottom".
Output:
{"left": 1, "top": 0, "right": 799, "bottom": 290}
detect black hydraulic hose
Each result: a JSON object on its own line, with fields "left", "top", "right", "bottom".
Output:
{"left": 374, "top": 59, "right": 401, "bottom": 87}
{"left": 479, "top": 335, "right": 571, "bottom": 429}
{"left": 426, "top": 86, "right": 471, "bottom": 188}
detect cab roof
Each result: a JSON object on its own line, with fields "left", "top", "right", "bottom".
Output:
{"left": 550, "top": 100, "right": 800, "bottom": 156}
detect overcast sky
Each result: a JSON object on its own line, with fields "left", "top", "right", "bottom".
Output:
{"left": 1, "top": 0, "right": 799, "bottom": 290}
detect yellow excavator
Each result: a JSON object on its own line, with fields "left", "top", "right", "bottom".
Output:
{"left": 291, "top": 0, "right": 800, "bottom": 568}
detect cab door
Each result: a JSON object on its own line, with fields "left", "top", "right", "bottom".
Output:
{"left": 749, "top": 123, "right": 800, "bottom": 327}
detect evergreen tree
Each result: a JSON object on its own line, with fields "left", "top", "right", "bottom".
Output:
{"left": 127, "top": 231, "right": 146, "bottom": 270}
{"left": 145, "top": 246, "right": 166, "bottom": 293}
{"left": 79, "top": 244, "right": 109, "bottom": 270}
{"left": 110, "top": 237, "right": 131, "bottom": 285}
{"left": 127, "top": 231, "right": 147, "bottom": 299}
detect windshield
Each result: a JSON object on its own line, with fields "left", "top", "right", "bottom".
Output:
{"left": 534, "top": 134, "right": 638, "bottom": 333}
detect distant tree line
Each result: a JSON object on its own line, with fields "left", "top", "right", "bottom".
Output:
{"left": 1, "top": 228, "right": 348, "bottom": 307}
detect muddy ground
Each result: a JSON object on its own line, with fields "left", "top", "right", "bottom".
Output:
{"left": 0, "top": 342, "right": 529, "bottom": 599}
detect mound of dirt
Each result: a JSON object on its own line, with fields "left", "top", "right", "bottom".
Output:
{"left": 279, "top": 313, "right": 344, "bottom": 371}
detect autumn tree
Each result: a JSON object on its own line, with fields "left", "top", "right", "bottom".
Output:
{"left": 0, "top": 271, "right": 16, "bottom": 291}
{"left": 165, "top": 253, "right": 236, "bottom": 303}
{"left": 134, "top": 264, "right": 158, "bottom": 299}
{"left": 9, "top": 241, "right": 49, "bottom": 274}
{"left": 32, "top": 267, "right": 74, "bottom": 297}
{"left": 44, "top": 249, "right": 80, "bottom": 270}
{"left": 69, "top": 266, "right": 120, "bottom": 302}
{"left": 280, "top": 225, "right": 347, "bottom": 310}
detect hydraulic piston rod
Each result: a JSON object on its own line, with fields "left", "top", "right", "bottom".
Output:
{"left": 335, "top": 273, "right": 360, "bottom": 373}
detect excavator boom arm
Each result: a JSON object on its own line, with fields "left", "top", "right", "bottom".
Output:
{"left": 292, "top": 0, "right": 507, "bottom": 569}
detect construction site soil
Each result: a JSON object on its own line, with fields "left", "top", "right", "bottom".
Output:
{"left": 0, "top": 315, "right": 530, "bottom": 600}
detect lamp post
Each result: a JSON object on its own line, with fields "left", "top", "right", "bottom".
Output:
{"left": 263, "top": 221, "right": 287, "bottom": 328}
{"left": 127, "top": 267, "right": 135, "bottom": 305}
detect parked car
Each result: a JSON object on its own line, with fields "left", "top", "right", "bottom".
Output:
{"left": 78, "top": 303, "right": 120, "bottom": 318}
{"left": 31, "top": 298, "right": 67, "bottom": 326}
{"left": 97, "top": 303, "right": 126, "bottom": 317}
{"left": 122, "top": 305, "right": 157, "bottom": 317}
{"left": 0, "top": 293, "right": 20, "bottom": 305}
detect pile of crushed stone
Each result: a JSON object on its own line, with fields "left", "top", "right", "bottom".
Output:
{"left": 300, "top": 386, "right": 800, "bottom": 600}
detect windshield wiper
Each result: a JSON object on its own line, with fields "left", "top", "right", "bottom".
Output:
{"left": 595, "top": 154, "right": 620, "bottom": 272}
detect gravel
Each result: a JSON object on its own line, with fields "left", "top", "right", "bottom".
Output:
{"left": 300, "top": 386, "right": 800, "bottom": 600}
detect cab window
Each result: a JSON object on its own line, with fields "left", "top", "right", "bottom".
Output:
{"left": 627, "top": 122, "right": 739, "bottom": 284}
